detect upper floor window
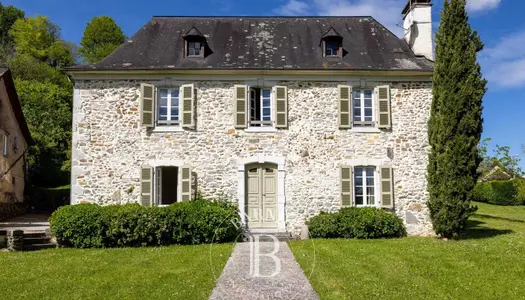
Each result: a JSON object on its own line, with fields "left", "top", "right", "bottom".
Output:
{"left": 338, "top": 85, "right": 391, "bottom": 130}
{"left": 249, "top": 88, "right": 273, "bottom": 127}
{"left": 140, "top": 83, "right": 195, "bottom": 130}
{"left": 353, "top": 89, "right": 374, "bottom": 126}
{"left": 157, "top": 88, "right": 180, "bottom": 126}
{"left": 188, "top": 41, "right": 202, "bottom": 57}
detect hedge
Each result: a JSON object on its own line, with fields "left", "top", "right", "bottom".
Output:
{"left": 473, "top": 179, "right": 525, "bottom": 206}
{"left": 308, "top": 207, "right": 406, "bottom": 239}
{"left": 49, "top": 200, "right": 241, "bottom": 248}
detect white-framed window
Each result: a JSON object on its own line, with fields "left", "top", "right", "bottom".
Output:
{"left": 3, "top": 134, "right": 8, "bottom": 157}
{"left": 155, "top": 166, "right": 179, "bottom": 206}
{"left": 354, "top": 166, "right": 377, "bottom": 206}
{"left": 325, "top": 41, "right": 339, "bottom": 56}
{"left": 157, "top": 88, "right": 180, "bottom": 126}
{"left": 249, "top": 87, "right": 273, "bottom": 127}
{"left": 352, "top": 89, "right": 374, "bottom": 126}
{"left": 188, "top": 41, "right": 201, "bottom": 57}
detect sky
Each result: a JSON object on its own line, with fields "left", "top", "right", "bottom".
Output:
{"left": 3, "top": 0, "right": 524, "bottom": 168}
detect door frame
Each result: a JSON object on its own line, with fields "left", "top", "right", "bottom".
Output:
{"left": 237, "top": 155, "right": 286, "bottom": 232}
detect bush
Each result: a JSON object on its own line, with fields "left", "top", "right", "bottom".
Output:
{"left": 50, "top": 200, "right": 241, "bottom": 248}
{"left": 472, "top": 179, "right": 525, "bottom": 206}
{"left": 308, "top": 207, "right": 406, "bottom": 239}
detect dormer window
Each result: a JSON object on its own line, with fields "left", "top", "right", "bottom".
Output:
{"left": 188, "top": 41, "right": 202, "bottom": 57}
{"left": 325, "top": 41, "right": 340, "bottom": 57}
{"left": 321, "top": 27, "right": 343, "bottom": 58}
{"left": 184, "top": 27, "right": 207, "bottom": 58}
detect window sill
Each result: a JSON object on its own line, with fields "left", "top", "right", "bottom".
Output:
{"left": 246, "top": 127, "right": 278, "bottom": 133}
{"left": 349, "top": 127, "right": 381, "bottom": 133}
{"left": 152, "top": 126, "right": 184, "bottom": 133}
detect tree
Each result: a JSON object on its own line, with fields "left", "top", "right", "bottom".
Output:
{"left": 80, "top": 16, "right": 126, "bottom": 64}
{"left": 14, "top": 79, "right": 72, "bottom": 187}
{"left": 427, "top": 0, "right": 487, "bottom": 239}
{"left": 0, "top": 3, "right": 24, "bottom": 63}
{"left": 9, "top": 16, "right": 59, "bottom": 61}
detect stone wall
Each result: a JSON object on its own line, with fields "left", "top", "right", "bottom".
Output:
{"left": 71, "top": 79, "right": 433, "bottom": 236}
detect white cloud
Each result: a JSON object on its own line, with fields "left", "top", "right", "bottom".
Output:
{"left": 467, "top": 0, "right": 502, "bottom": 12}
{"left": 482, "top": 30, "right": 525, "bottom": 88}
{"left": 274, "top": 0, "right": 311, "bottom": 16}
{"left": 274, "top": 0, "right": 406, "bottom": 37}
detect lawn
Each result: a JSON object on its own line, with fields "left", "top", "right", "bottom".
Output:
{"left": 0, "top": 243, "right": 233, "bottom": 299}
{"left": 289, "top": 202, "right": 525, "bottom": 300}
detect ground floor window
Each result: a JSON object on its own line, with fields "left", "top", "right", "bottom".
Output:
{"left": 354, "top": 166, "right": 376, "bottom": 206}
{"left": 156, "top": 166, "right": 178, "bottom": 205}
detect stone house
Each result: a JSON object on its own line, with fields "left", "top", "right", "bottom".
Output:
{"left": 66, "top": 0, "right": 435, "bottom": 235}
{"left": 0, "top": 68, "right": 32, "bottom": 203}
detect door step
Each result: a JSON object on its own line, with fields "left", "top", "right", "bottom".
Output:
{"left": 242, "top": 232, "right": 292, "bottom": 242}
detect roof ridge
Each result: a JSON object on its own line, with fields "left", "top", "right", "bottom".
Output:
{"left": 151, "top": 16, "right": 373, "bottom": 18}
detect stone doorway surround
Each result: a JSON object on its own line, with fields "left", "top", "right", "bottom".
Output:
{"left": 237, "top": 155, "right": 286, "bottom": 232}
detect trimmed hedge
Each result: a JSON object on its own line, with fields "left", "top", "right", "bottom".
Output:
{"left": 50, "top": 200, "right": 241, "bottom": 248}
{"left": 308, "top": 207, "right": 406, "bottom": 239}
{"left": 473, "top": 179, "right": 525, "bottom": 206}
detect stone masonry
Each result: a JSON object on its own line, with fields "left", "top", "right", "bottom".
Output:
{"left": 71, "top": 79, "right": 433, "bottom": 236}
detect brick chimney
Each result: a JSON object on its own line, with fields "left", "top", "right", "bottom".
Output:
{"left": 402, "top": 0, "right": 433, "bottom": 60}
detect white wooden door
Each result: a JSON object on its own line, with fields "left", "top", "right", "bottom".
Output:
{"left": 246, "top": 163, "right": 278, "bottom": 229}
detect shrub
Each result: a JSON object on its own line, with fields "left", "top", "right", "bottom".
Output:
{"left": 472, "top": 180, "right": 523, "bottom": 206}
{"left": 308, "top": 207, "right": 406, "bottom": 239}
{"left": 50, "top": 199, "right": 241, "bottom": 248}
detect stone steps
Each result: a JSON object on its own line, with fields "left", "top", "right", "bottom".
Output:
{"left": 0, "top": 230, "right": 57, "bottom": 251}
{"left": 242, "top": 232, "right": 293, "bottom": 242}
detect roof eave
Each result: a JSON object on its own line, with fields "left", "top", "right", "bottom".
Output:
{"left": 65, "top": 68, "right": 433, "bottom": 77}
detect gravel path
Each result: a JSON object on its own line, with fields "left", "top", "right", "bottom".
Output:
{"left": 210, "top": 241, "right": 319, "bottom": 300}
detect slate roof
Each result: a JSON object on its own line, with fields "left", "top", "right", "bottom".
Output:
{"left": 67, "top": 16, "right": 434, "bottom": 72}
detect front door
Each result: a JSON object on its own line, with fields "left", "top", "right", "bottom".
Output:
{"left": 246, "top": 163, "right": 278, "bottom": 229}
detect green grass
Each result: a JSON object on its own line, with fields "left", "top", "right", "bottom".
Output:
{"left": 0, "top": 243, "right": 233, "bottom": 299}
{"left": 289, "top": 202, "right": 525, "bottom": 300}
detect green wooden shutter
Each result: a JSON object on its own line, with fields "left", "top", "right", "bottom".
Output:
{"left": 341, "top": 166, "right": 354, "bottom": 207}
{"left": 181, "top": 84, "right": 195, "bottom": 128}
{"left": 140, "top": 167, "right": 153, "bottom": 206}
{"left": 380, "top": 166, "right": 394, "bottom": 209}
{"left": 234, "top": 85, "right": 248, "bottom": 128}
{"left": 376, "top": 85, "right": 391, "bottom": 129}
{"left": 140, "top": 83, "right": 155, "bottom": 127}
{"left": 180, "top": 166, "right": 192, "bottom": 201}
{"left": 273, "top": 86, "right": 288, "bottom": 128}
{"left": 338, "top": 85, "right": 352, "bottom": 129}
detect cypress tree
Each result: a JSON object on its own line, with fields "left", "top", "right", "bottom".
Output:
{"left": 428, "top": 0, "right": 486, "bottom": 239}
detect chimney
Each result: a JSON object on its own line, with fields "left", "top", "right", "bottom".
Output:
{"left": 402, "top": 0, "right": 433, "bottom": 60}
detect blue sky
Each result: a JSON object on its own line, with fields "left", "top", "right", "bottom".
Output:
{"left": 3, "top": 0, "right": 524, "bottom": 167}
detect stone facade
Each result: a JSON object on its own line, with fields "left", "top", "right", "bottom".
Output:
{"left": 71, "top": 78, "right": 433, "bottom": 236}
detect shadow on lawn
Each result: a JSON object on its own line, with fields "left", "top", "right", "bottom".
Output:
{"left": 458, "top": 219, "right": 513, "bottom": 240}
{"left": 474, "top": 214, "right": 525, "bottom": 224}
